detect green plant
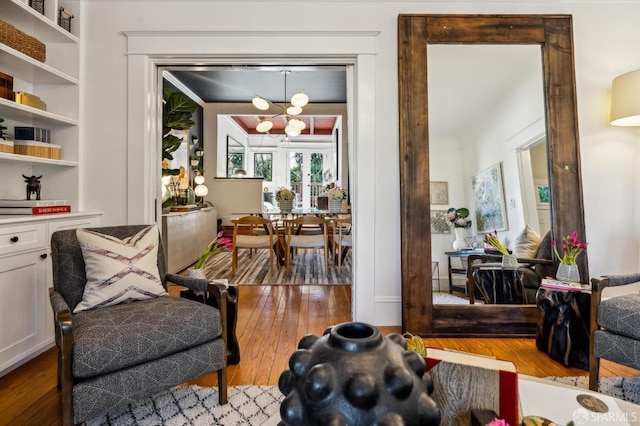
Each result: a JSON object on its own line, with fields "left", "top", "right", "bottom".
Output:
{"left": 162, "top": 87, "right": 197, "bottom": 175}
{"left": 193, "top": 231, "right": 233, "bottom": 269}
{"left": 275, "top": 187, "right": 295, "bottom": 201}
{"left": 0, "top": 117, "right": 8, "bottom": 140}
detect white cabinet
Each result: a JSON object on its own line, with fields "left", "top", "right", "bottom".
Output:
{"left": 0, "top": 213, "right": 100, "bottom": 377}
{"left": 162, "top": 207, "right": 217, "bottom": 273}
{"left": 0, "top": 0, "right": 81, "bottom": 204}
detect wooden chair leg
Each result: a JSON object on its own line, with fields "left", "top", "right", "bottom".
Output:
{"left": 218, "top": 366, "right": 228, "bottom": 404}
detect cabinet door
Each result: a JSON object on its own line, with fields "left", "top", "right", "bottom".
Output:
{"left": 0, "top": 250, "right": 48, "bottom": 376}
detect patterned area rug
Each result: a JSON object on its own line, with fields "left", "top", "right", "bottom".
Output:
{"left": 433, "top": 292, "right": 474, "bottom": 305}
{"left": 85, "top": 385, "right": 283, "bottom": 426}
{"left": 545, "top": 376, "right": 640, "bottom": 405}
{"left": 203, "top": 249, "right": 351, "bottom": 285}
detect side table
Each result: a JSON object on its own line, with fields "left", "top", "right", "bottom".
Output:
{"left": 535, "top": 287, "right": 590, "bottom": 370}
{"left": 472, "top": 263, "right": 527, "bottom": 304}
{"left": 181, "top": 285, "right": 240, "bottom": 365}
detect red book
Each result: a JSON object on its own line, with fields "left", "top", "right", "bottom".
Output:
{"left": 425, "top": 347, "right": 519, "bottom": 426}
{"left": 0, "top": 205, "right": 71, "bottom": 215}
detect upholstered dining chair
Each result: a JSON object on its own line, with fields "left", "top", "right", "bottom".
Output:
{"left": 283, "top": 215, "right": 330, "bottom": 275}
{"left": 49, "top": 224, "right": 230, "bottom": 426}
{"left": 589, "top": 274, "right": 640, "bottom": 391}
{"left": 231, "top": 215, "right": 279, "bottom": 276}
{"left": 332, "top": 215, "right": 352, "bottom": 274}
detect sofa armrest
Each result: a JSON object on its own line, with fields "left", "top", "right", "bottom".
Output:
{"left": 49, "top": 288, "right": 74, "bottom": 425}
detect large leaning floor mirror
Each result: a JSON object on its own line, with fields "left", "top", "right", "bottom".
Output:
{"left": 398, "top": 14, "right": 588, "bottom": 336}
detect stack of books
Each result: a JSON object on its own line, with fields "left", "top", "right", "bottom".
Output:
{"left": 0, "top": 199, "right": 71, "bottom": 215}
{"left": 540, "top": 277, "right": 586, "bottom": 292}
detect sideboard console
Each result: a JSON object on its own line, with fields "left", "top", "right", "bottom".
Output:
{"left": 162, "top": 207, "right": 217, "bottom": 273}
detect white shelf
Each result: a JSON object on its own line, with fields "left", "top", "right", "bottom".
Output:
{"left": 0, "top": 44, "right": 78, "bottom": 85}
{"left": 0, "top": 98, "right": 78, "bottom": 127}
{"left": 0, "top": 152, "right": 77, "bottom": 167}
{"left": 3, "top": 0, "right": 79, "bottom": 44}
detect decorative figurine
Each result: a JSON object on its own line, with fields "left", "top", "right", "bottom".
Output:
{"left": 278, "top": 322, "right": 440, "bottom": 426}
{"left": 23, "top": 174, "right": 42, "bottom": 200}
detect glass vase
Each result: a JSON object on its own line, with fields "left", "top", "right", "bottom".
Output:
{"left": 556, "top": 264, "right": 580, "bottom": 283}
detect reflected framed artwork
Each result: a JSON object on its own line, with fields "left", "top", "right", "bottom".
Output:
{"left": 472, "top": 162, "right": 508, "bottom": 233}
{"left": 535, "top": 182, "right": 550, "bottom": 205}
{"left": 430, "top": 181, "right": 449, "bottom": 205}
{"left": 430, "top": 210, "right": 451, "bottom": 234}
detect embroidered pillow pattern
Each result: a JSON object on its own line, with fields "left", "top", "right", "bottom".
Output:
{"left": 74, "top": 225, "right": 167, "bottom": 313}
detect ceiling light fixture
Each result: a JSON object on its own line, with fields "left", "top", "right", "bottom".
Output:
{"left": 252, "top": 70, "right": 309, "bottom": 139}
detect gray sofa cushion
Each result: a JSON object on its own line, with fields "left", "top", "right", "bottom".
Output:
{"left": 597, "top": 294, "right": 640, "bottom": 340}
{"left": 594, "top": 329, "right": 640, "bottom": 371}
{"left": 73, "top": 296, "right": 222, "bottom": 378}
{"left": 72, "top": 338, "right": 225, "bottom": 423}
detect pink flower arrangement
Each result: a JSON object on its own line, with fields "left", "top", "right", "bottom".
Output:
{"left": 552, "top": 231, "right": 587, "bottom": 266}
{"left": 446, "top": 207, "right": 472, "bottom": 229}
{"left": 193, "top": 231, "right": 233, "bottom": 269}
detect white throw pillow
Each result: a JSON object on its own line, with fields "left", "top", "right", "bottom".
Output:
{"left": 513, "top": 225, "right": 542, "bottom": 259}
{"left": 74, "top": 225, "right": 167, "bottom": 313}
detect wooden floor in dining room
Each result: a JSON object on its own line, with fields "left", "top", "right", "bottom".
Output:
{"left": 2, "top": 283, "right": 638, "bottom": 425}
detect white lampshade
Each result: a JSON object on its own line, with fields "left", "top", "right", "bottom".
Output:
{"left": 194, "top": 174, "right": 205, "bottom": 185}
{"left": 610, "top": 70, "right": 640, "bottom": 126}
{"left": 194, "top": 184, "right": 208, "bottom": 197}
{"left": 285, "top": 125, "right": 301, "bottom": 137}
{"left": 289, "top": 117, "right": 306, "bottom": 130}
{"left": 252, "top": 96, "right": 269, "bottom": 110}
{"left": 291, "top": 91, "right": 309, "bottom": 108}
{"left": 256, "top": 119, "right": 273, "bottom": 133}
{"left": 286, "top": 105, "right": 302, "bottom": 116}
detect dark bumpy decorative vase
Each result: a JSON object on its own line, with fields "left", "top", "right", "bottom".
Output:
{"left": 277, "top": 322, "right": 440, "bottom": 426}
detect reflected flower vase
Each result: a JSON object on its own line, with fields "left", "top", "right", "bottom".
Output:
{"left": 328, "top": 198, "right": 342, "bottom": 212}
{"left": 452, "top": 227, "right": 466, "bottom": 251}
{"left": 278, "top": 322, "right": 440, "bottom": 426}
{"left": 556, "top": 263, "right": 580, "bottom": 283}
{"left": 279, "top": 199, "right": 294, "bottom": 212}
{"left": 502, "top": 254, "right": 518, "bottom": 270}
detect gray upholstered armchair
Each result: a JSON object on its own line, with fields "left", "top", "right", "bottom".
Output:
{"left": 589, "top": 274, "right": 640, "bottom": 391}
{"left": 49, "top": 225, "right": 230, "bottom": 425}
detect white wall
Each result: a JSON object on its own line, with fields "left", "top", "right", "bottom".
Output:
{"left": 81, "top": 0, "right": 640, "bottom": 326}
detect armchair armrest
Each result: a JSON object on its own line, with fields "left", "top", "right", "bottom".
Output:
{"left": 49, "top": 288, "right": 74, "bottom": 425}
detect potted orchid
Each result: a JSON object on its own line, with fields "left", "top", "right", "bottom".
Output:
{"left": 552, "top": 231, "right": 587, "bottom": 282}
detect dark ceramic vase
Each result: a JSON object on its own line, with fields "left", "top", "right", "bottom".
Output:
{"left": 277, "top": 322, "right": 440, "bottom": 426}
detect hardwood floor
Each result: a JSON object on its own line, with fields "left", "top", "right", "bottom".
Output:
{"left": 1, "top": 284, "right": 637, "bottom": 425}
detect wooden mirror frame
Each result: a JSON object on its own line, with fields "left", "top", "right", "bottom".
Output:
{"left": 398, "top": 14, "right": 588, "bottom": 336}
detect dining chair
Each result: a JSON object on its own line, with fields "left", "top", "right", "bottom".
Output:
{"left": 332, "top": 215, "right": 352, "bottom": 274}
{"left": 283, "top": 215, "right": 330, "bottom": 275}
{"left": 231, "top": 215, "right": 279, "bottom": 276}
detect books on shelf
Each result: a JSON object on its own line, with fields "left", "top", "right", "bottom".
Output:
{"left": 425, "top": 346, "right": 519, "bottom": 426}
{"left": 540, "top": 277, "right": 586, "bottom": 292}
{"left": 0, "top": 205, "right": 71, "bottom": 215}
{"left": 0, "top": 199, "right": 69, "bottom": 207}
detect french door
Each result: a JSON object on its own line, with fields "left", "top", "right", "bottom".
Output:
{"left": 287, "top": 148, "right": 330, "bottom": 209}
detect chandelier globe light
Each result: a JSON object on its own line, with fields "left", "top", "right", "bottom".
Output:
{"left": 252, "top": 70, "right": 309, "bottom": 139}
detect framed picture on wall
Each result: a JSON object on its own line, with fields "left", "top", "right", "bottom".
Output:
{"left": 430, "top": 181, "right": 449, "bottom": 205}
{"left": 472, "top": 162, "right": 508, "bottom": 233}
{"left": 430, "top": 210, "right": 451, "bottom": 234}
{"left": 535, "top": 181, "right": 550, "bottom": 205}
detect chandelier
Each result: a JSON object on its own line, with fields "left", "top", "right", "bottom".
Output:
{"left": 252, "top": 70, "right": 309, "bottom": 138}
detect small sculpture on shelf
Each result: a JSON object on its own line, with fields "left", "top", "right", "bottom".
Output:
{"left": 23, "top": 174, "right": 42, "bottom": 200}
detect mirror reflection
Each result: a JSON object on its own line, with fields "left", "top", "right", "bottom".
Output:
{"left": 226, "top": 135, "right": 245, "bottom": 177}
{"left": 428, "top": 44, "right": 551, "bottom": 306}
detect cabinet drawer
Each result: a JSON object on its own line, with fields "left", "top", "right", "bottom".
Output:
{"left": 0, "top": 223, "right": 46, "bottom": 256}
{"left": 47, "top": 215, "right": 101, "bottom": 243}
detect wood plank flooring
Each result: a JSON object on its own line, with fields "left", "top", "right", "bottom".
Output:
{"left": 0, "top": 284, "right": 637, "bottom": 425}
